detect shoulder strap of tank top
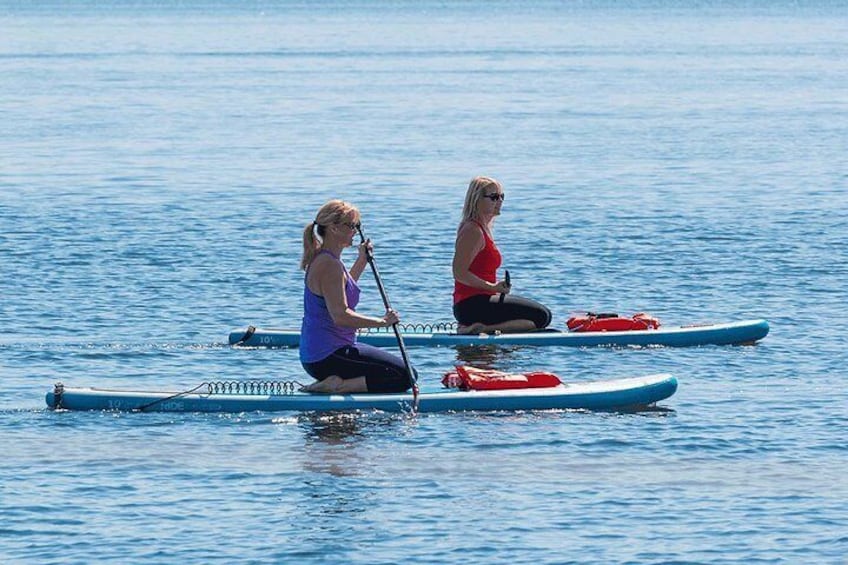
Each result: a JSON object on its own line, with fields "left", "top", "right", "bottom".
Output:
{"left": 471, "top": 219, "right": 493, "bottom": 244}
{"left": 305, "top": 249, "right": 350, "bottom": 284}
{"left": 306, "top": 249, "right": 338, "bottom": 279}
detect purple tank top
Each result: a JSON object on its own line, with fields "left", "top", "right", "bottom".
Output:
{"left": 300, "top": 250, "right": 361, "bottom": 363}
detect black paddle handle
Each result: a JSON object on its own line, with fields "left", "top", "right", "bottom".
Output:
{"left": 356, "top": 226, "right": 417, "bottom": 389}
{"left": 499, "top": 269, "right": 511, "bottom": 303}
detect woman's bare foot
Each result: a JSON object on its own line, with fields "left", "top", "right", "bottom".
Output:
{"left": 457, "top": 323, "right": 486, "bottom": 335}
{"left": 300, "top": 375, "right": 369, "bottom": 394}
{"left": 300, "top": 375, "right": 344, "bottom": 393}
{"left": 456, "top": 320, "right": 537, "bottom": 335}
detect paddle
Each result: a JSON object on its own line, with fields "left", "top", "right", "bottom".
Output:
{"left": 499, "top": 269, "right": 511, "bottom": 303}
{"left": 356, "top": 225, "right": 419, "bottom": 407}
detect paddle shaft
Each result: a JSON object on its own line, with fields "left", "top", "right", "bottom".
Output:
{"left": 356, "top": 227, "right": 417, "bottom": 392}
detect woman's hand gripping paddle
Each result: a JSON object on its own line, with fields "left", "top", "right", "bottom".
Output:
{"left": 356, "top": 225, "right": 419, "bottom": 409}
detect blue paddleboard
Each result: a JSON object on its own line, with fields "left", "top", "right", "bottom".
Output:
{"left": 46, "top": 373, "right": 677, "bottom": 414}
{"left": 229, "top": 319, "right": 768, "bottom": 348}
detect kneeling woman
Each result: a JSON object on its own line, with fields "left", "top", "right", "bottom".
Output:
{"left": 453, "top": 177, "right": 552, "bottom": 334}
{"left": 300, "top": 199, "right": 415, "bottom": 394}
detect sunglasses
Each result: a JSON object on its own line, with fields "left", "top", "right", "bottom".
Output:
{"left": 337, "top": 221, "right": 361, "bottom": 230}
{"left": 482, "top": 192, "right": 505, "bottom": 202}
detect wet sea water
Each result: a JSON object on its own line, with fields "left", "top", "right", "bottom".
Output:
{"left": 2, "top": 1, "right": 847, "bottom": 563}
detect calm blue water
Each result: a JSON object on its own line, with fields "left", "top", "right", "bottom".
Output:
{"left": 2, "top": 1, "right": 847, "bottom": 563}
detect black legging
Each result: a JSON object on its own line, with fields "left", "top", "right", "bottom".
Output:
{"left": 453, "top": 293, "right": 552, "bottom": 329}
{"left": 302, "top": 343, "right": 415, "bottom": 393}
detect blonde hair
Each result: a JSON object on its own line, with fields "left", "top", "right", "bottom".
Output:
{"left": 300, "top": 199, "right": 361, "bottom": 270}
{"left": 460, "top": 176, "right": 502, "bottom": 227}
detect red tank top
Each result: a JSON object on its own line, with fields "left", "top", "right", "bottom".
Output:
{"left": 453, "top": 221, "right": 502, "bottom": 304}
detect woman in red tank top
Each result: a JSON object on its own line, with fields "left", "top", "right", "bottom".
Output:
{"left": 452, "top": 177, "right": 552, "bottom": 334}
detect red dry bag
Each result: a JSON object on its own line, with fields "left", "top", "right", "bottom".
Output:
{"left": 566, "top": 312, "right": 661, "bottom": 332}
{"left": 442, "top": 365, "right": 562, "bottom": 391}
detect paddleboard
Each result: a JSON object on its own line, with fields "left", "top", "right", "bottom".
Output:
{"left": 229, "top": 319, "right": 768, "bottom": 348}
{"left": 46, "top": 373, "right": 677, "bottom": 414}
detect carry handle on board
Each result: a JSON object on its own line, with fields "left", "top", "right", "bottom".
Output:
{"left": 356, "top": 225, "right": 419, "bottom": 407}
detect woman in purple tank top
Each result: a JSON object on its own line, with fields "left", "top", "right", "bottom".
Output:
{"left": 299, "top": 200, "right": 415, "bottom": 394}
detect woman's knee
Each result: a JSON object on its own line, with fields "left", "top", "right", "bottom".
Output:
{"left": 506, "top": 295, "right": 551, "bottom": 329}
{"left": 367, "top": 366, "right": 414, "bottom": 393}
{"left": 534, "top": 305, "right": 552, "bottom": 329}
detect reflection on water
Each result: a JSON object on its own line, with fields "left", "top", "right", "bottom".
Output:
{"left": 454, "top": 344, "right": 521, "bottom": 369}
{"left": 301, "top": 413, "right": 364, "bottom": 446}
{"left": 297, "top": 412, "right": 408, "bottom": 477}
{"left": 290, "top": 412, "right": 409, "bottom": 541}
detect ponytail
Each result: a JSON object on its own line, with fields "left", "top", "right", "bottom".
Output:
{"left": 300, "top": 222, "right": 323, "bottom": 270}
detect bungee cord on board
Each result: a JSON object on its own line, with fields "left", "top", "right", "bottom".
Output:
{"left": 41, "top": 380, "right": 311, "bottom": 413}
